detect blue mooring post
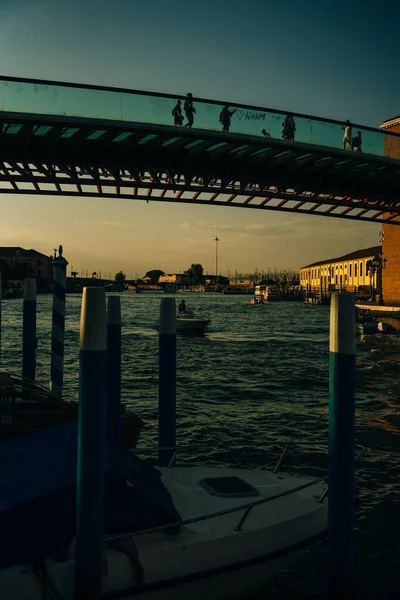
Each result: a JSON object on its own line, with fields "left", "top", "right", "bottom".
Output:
{"left": 22, "top": 278, "right": 36, "bottom": 381}
{"left": 328, "top": 292, "right": 356, "bottom": 599}
{"left": 75, "top": 287, "right": 107, "bottom": 600}
{"left": 50, "top": 247, "right": 68, "bottom": 399}
{"left": 107, "top": 295, "right": 121, "bottom": 445}
{"left": 158, "top": 297, "right": 177, "bottom": 467}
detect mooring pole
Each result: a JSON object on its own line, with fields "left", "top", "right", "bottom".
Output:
{"left": 158, "top": 297, "right": 177, "bottom": 467}
{"left": 0, "top": 273, "right": 2, "bottom": 365}
{"left": 50, "top": 247, "right": 68, "bottom": 399}
{"left": 107, "top": 295, "right": 121, "bottom": 445}
{"left": 328, "top": 292, "right": 356, "bottom": 599}
{"left": 75, "top": 287, "right": 107, "bottom": 600}
{"left": 22, "top": 278, "right": 37, "bottom": 381}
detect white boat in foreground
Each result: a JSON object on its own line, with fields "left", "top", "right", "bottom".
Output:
{"left": 0, "top": 463, "right": 327, "bottom": 600}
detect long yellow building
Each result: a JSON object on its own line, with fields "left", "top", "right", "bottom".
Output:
{"left": 300, "top": 246, "right": 381, "bottom": 292}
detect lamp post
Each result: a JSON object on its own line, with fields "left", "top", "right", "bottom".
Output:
{"left": 215, "top": 236, "right": 219, "bottom": 286}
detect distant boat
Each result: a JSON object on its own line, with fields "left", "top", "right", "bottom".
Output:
{"left": 255, "top": 285, "right": 282, "bottom": 302}
{"left": 250, "top": 297, "right": 264, "bottom": 305}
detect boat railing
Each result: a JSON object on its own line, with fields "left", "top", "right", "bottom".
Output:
{"left": 104, "top": 472, "right": 327, "bottom": 543}
{"left": 272, "top": 440, "right": 367, "bottom": 474}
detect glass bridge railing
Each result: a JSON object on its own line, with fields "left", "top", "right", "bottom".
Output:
{"left": 0, "top": 77, "right": 399, "bottom": 162}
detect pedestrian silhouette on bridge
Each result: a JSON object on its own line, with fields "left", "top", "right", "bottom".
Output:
{"left": 282, "top": 114, "right": 296, "bottom": 141}
{"left": 172, "top": 100, "right": 183, "bottom": 126}
{"left": 352, "top": 130, "right": 362, "bottom": 152}
{"left": 342, "top": 119, "right": 352, "bottom": 150}
{"left": 184, "top": 93, "right": 196, "bottom": 128}
{"left": 220, "top": 105, "right": 237, "bottom": 132}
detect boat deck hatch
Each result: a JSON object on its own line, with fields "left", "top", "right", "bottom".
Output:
{"left": 199, "top": 477, "right": 259, "bottom": 497}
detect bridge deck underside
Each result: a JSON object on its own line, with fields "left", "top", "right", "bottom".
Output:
{"left": 0, "top": 113, "right": 399, "bottom": 225}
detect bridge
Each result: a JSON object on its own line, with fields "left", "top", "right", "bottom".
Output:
{"left": 0, "top": 76, "right": 399, "bottom": 225}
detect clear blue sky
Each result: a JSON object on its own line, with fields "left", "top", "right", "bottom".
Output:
{"left": 0, "top": 0, "right": 396, "bottom": 276}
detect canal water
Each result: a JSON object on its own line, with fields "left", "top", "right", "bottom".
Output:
{"left": 1, "top": 292, "right": 399, "bottom": 597}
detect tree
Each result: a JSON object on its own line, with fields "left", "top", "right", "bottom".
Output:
{"left": 186, "top": 263, "right": 204, "bottom": 285}
{"left": 216, "top": 275, "right": 229, "bottom": 286}
{"left": 145, "top": 269, "right": 165, "bottom": 283}
{"left": 114, "top": 271, "right": 126, "bottom": 285}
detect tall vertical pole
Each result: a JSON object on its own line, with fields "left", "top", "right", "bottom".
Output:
{"left": 215, "top": 236, "right": 219, "bottom": 283}
{"left": 22, "top": 278, "right": 37, "bottom": 381}
{"left": 0, "top": 273, "right": 2, "bottom": 365}
{"left": 158, "top": 298, "right": 176, "bottom": 467}
{"left": 328, "top": 293, "right": 356, "bottom": 600}
{"left": 75, "top": 287, "right": 107, "bottom": 600}
{"left": 107, "top": 296, "right": 121, "bottom": 445}
{"left": 50, "top": 248, "right": 68, "bottom": 398}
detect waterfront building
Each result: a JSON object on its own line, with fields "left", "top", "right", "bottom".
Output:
{"left": 380, "top": 116, "right": 400, "bottom": 305}
{"left": 158, "top": 274, "right": 188, "bottom": 284}
{"left": 300, "top": 246, "right": 381, "bottom": 295}
{"left": 0, "top": 247, "right": 52, "bottom": 284}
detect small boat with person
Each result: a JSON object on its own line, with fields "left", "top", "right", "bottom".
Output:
{"left": 250, "top": 296, "right": 264, "bottom": 305}
{"left": 177, "top": 300, "right": 210, "bottom": 333}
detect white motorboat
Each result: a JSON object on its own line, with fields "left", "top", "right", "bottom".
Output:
{"left": 264, "top": 286, "right": 282, "bottom": 302}
{"left": 254, "top": 285, "right": 282, "bottom": 302}
{"left": 176, "top": 308, "right": 210, "bottom": 333}
{"left": 0, "top": 446, "right": 327, "bottom": 600}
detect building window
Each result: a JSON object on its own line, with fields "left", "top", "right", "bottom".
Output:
{"left": 360, "top": 262, "right": 363, "bottom": 277}
{"left": 336, "top": 275, "right": 338, "bottom": 284}
{"left": 354, "top": 263, "right": 358, "bottom": 277}
{"left": 349, "top": 264, "right": 352, "bottom": 277}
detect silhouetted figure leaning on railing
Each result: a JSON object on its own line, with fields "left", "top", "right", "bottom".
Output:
{"left": 352, "top": 130, "right": 362, "bottom": 152}
{"left": 219, "top": 105, "right": 237, "bottom": 132}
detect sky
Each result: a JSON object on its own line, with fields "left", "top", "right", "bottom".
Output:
{"left": 0, "top": 0, "right": 397, "bottom": 278}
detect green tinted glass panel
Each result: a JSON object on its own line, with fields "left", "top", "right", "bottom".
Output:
{"left": 61, "top": 127, "right": 80, "bottom": 138}
{"left": 87, "top": 129, "right": 107, "bottom": 140}
{"left": 112, "top": 132, "right": 133, "bottom": 143}
{"left": 33, "top": 125, "right": 52, "bottom": 136}
{"left": 0, "top": 78, "right": 397, "bottom": 161}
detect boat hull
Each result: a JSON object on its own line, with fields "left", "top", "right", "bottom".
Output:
{"left": 0, "top": 467, "right": 326, "bottom": 600}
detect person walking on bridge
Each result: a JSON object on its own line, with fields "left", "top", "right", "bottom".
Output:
{"left": 220, "top": 105, "right": 237, "bottom": 132}
{"left": 172, "top": 100, "right": 183, "bottom": 126}
{"left": 184, "top": 93, "right": 196, "bottom": 128}
{"left": 342, "top": 119, "right": 352, "bottom": 150}
{"left": 282, "top": 114, "right": 296, "bottom": 141}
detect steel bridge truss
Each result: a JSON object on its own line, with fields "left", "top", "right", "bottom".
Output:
{"left": 0, "top": 115, "right": 399, "bottom": 225}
